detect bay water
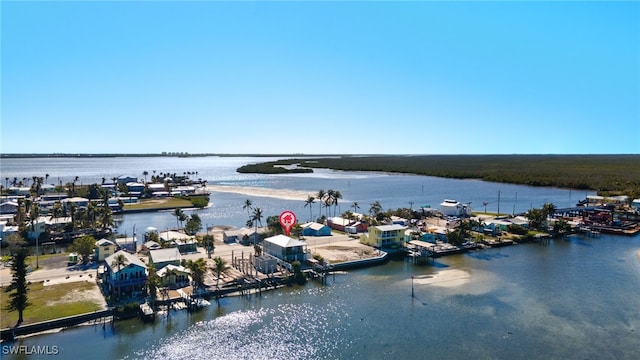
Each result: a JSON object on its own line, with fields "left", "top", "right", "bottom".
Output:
{"left": 1, "top": 157, "right": 639, "bottom": 359}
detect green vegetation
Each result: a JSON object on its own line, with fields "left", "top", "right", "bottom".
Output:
{"left": 68, "top": 235, "right": 97, "bottom": 264}
{"left": 238, "top": 155, "right": 640, "bottom": 195}
{"left": 123, "top": 197, "right": 193, "bottom": 211}
{"left": 113, "top": 302, "right": 140, "bottom": 319}
{"left": 4, "top": 246, "right": 30, "bottom": 325}
{"left": 0, "top": 282, "right": 104, "bottom": 328}
{"left": 237, "top": 161, "right": 313, "bottom": 174}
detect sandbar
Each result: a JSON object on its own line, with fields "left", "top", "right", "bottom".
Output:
{"left": 206, "top": 185, "right": 314, "bottom": 201}
{"left": 413, "top": 269, "right": 472, "bottom": 288}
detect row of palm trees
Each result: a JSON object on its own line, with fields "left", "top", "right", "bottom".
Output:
{"left": 242, "top": 199, "right": 264, "bottom": 237}
{"left": 303, "top": 189, "right": 345, "bottom": 222}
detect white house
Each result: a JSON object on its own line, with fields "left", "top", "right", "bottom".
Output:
{"left": 0, "top": 201, "right": 19, "bottom": 215}
{"left": 263, "top": 234, "right": 308, "bottom": 262}
{"left": 159, "top": 230, "right": 197, "bottom": 253}
{"left": 115, "top": 236, "right": 137, "bottom": 253}
{"left": 439, "top": 199, "right": 472, "bottom": 217}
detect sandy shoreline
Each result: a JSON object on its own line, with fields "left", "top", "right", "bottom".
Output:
{"left": 206, "top": 185, "right": 314, "bottom": 201}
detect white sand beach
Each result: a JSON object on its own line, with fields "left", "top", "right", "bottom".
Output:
{"left": 206, "top": 185, "right": 314, "bottom": 201}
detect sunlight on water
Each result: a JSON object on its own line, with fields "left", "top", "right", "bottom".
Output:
{"left": 136, "top": 301, "right": 350, "bottom": 360}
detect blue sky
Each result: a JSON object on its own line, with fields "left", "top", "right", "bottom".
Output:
{"left": 2, "top": 1, "right": 639, "bottom": 155}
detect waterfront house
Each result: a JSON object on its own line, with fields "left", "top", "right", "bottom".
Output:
{"left": 224, "top": 227, "right": 263, "bottom": 245}
{"left": 0, "top": 201, "right": 19, "bottom": 215}
{"left": 362, "top": 224, "right": 407, "bottom": 248}
{"left": 95, "top": 239, "right": 116, "bottom": 262}
{"left": 159, "top": 230, "right": 197, "bottom": 253}
{"left": 439, "top": 199, "right": 472, "bottom": 217}
{"left": 126, "top": 182, "right": 145, "bottom": 194}
{"left": 115, "top": 236, "right": 137, "bottom": 253}
{"left": 586, "top": 195, "right": 628, "bottom": 206}
{"left": 631, "top": 199, "right": 640, "bottom": 212}
{"left": 404, "top": 229, "right": 436, "bottom": 243}
{"left": 263, "top": 234, "right": 308, "bottom": 262}
{"left": 39, "top": 184, "right": 56, "bottom": 194}
{"left": 149, "top": 247, "right": 182, "bottom": 269}
{"left": 146, "top": 183, "right": 166, "bottom": 194}
{"left": 61, "top": 197, "right": 90, "bottom": 210}
{"left": 300, "top": 222, "right": 332, "bottom": 237}
{"left": 173, "top": 185, "right": 197, "bottom": 195}
{"left": 391, "top": 216, "right": 409, "bottom": 226}
{"left": 104, "top": 250, "right": 148, "bottom": 298}
{"left": 156, "top": 264, "right": 191, "bottom": 289}
{"left": 141, "top": 240, "right": 161, "bottom": 254}
{"left": 8, "top": 187, "right": 32, "bottom": 196}
{"left": 117, "top": 175, "right": 138, "bottom": 184}
{"left": 223, "top": 228, "right": 251, "bottom": 244}
{"left": 327, "top": 217, "right": 368, "bottom": 233}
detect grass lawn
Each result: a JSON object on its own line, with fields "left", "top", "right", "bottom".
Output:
{"left": 0, "top": 281, "right": 105, "bottom": 329}
{"left": 123, "top": 197, "right": 192, "bottom": 211}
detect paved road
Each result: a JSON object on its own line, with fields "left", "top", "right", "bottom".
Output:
{"left": 0, "top": 264, "right": 98, "bottom": 287}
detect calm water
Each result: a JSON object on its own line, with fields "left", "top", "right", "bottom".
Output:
{"left": 1, "top": 157, "right": 639, "bottom": 359}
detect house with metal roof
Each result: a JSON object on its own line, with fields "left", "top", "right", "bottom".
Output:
{"left": 95, "top": 239, "right": 116, "bottom": 261}
{"left": 159, "top": 230, "right": 197, "bottom": 253}
{"left": 104, "top": 250, "right": 148, "bottom": 298}
{"left": 223, "top": 227, "right": 263, "bottom": 244}
{"left": 156, "top": 264, "right": 191, "bottom": 289}
{"left": 149, "top": 247, "right": 182, "bottom": 269}
{"left": 439, "top": 199, "right": 472, "bottom": 217}
{"left": 300, "top": 222, "right": 332, "bottom": 237}
{"left": 263, "top": 234, "right": 308, "bottom": 262}
{"left": 362, "top": 224, "right": 407, "bottom": 248}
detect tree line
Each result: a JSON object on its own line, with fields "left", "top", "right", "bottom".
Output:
{"left": 237, "top": 155, "right": 640, "bottom": 197}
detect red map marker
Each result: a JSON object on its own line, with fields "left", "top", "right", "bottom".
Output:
{"left": 279, "top": 210, "right": 297, "bottom": 236}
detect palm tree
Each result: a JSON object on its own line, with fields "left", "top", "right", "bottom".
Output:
{"left": 323, "top": 197, "right": 332, "bottom": 218}
{"left": 99, "top": 207, "right": 114, "bottom": 229}
{"left": 483, "top": 201, "right": 489, "bottom": 214}
{"left": 317, "top": 189, "right": 326, "bottom": 220}
{"left": 50, "top": 201, "right": 63, "bottom": 221}
{"left": 542, "top": 203, "right": 557, "bottom": 218}
{"left": 242, "top": 199, "right": 253, "bottom": 217}
{"left": 72, "top": 176, "right": 79, "bottom": 196}
{"left": 326, "top": 189, "right": 335, "bottom": 217}
{"left": 304, "top": 196, "right": 315, "bottom": 222}
{"left": 143, "top": 171, "right": 149, "bottom": 184}
{"left": 211, "top": 256, "right": 229, "bottom": 290}
{"left": 252, "top": 207, "right": 263, "bottom": 244}
{"left": 186, "top": 258, "right": 207, "bottom": 290}
{"left": 87, "top": 201, "right": 98, "bottom": 227}
{"left": 332, "top": 190, "right": 342, "bottom": 216}
{"left": 67, "top": 202, "right": 78, "bottom": 230}
{"left": 369, "top": 201, "right": 382, "bottom": 219}
{"left": 172, "top": 208, "right": 187, "bottom": 229}
{"left": 351, "top": 202, "right": 360, "bottom": 219}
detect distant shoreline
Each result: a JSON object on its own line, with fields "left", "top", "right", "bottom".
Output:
{"left": 0, "top": 153, "right": 339, "bottom": 158}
